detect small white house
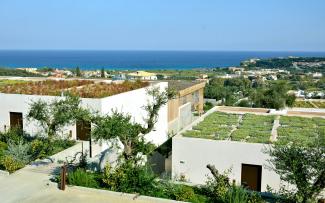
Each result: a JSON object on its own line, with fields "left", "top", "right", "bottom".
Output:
{"left": 0, "top": 79, "right": 169, "bottom": 156}
{"left": 127, "top": 71, "right": 157, "bottom": 80}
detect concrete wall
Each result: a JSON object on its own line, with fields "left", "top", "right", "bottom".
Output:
{"left": 100, "top": 82, "right": 168, "bottom": 146}
{"left": 172, "top": 137, "right": 282, "bottom": 192}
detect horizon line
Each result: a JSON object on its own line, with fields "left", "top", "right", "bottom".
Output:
{"left": 1, "top": 49, "right": 325, "bottom": 53}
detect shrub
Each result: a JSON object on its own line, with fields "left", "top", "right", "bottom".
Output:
{"left": 0, "top": 155, "right": 24, "bottom": 173}
{"left": 102, "top": 161, "right": 157, "bottom": 194}
{"left": 67, "top": 168, "right": 99, "bottom": 188}
{"left": 5, "top": 140, "right": 31, "bottom": 164}
{"left": 0, "top": 128, "right": 22, "bottom": 144}
{"left": 30, "top": 139, "right": 48, "bottom": 159}
{"left": 204, "top": 102, "right": 214, "bottom": 112}
{"left": 0, "top": 141, "right": 7, "bottom": 156}
{"left": 225, "top": 186, "right": 249, "bottom": 203}
{"left": 172, "top": 184, "right": 197, "bottom": 202}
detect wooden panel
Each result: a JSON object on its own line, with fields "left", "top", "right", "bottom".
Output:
{"left": 168, "top": 98, "right": 179, "bottom": 122}
{"left": 76, "top": 120, "right": 91, "bottom": 141}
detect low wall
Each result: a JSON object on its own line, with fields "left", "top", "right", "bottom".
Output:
{"left": 172, "top": 137, "right": 282, "bottom": 192}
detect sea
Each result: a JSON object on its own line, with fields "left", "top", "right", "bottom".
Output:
{"left": 0, "top": 50, "right": 325, "bottom": 70}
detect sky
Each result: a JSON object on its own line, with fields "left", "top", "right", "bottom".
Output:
{"left": 0, "top": 0, "right": 325, "bottom": 51}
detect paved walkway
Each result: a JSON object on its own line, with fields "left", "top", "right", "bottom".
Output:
{"left": 0, "top": 162, "right": 175, "bottom": 203}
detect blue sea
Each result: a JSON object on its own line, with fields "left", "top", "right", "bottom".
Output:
{"left": 0, "top": 50, "right": 325, "bottom": 70}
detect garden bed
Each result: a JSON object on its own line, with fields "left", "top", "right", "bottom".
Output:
{"left": 182, "top": 112, "right": 239, "bottom": 140}
{"left": 277, "top": 116, "right": 325, "bottom": 146}
{"left": 0, "top": 80, "right": 94, "bottom": 96}
{"left": 0, "top": 129, "right": 75, "bottom": 173}
{"left": 231, "top": 114, "right": 274, "bottom": 143}
{"left": 0, "top": 79, "right": 149, "bottom": 98}
{"left": 182, "top": 112, "right": 275, "bottom": 144}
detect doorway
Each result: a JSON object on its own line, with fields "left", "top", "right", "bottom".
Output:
{"left": 10, "top": 112, "right": 23, "bottom": 130}
{"left": 241, "top": 164, "right": 262, "bottom": 191}
{"left": 76, "top": 120, "right": 91, "bottom": 141}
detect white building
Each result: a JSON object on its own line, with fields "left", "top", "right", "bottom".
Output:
{"left": 0, "top": 80, "right": 168, "bottom": 156}
{"left": 127, "top": 71, "right": 157, "bottom": 80}
{"left": 172, "top": 137, "right": 281, "bottom": 192}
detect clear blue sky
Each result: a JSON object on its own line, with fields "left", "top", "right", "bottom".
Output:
{"left": 0, "top": 0, "right": 324, "bottom": 51}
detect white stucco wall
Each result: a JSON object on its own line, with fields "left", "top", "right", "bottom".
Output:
{"left": 172, "top": 137, "right": 282, "bottom": 192}
{"left": 100, "top": 82, "right": 168, "bottom": 146}
{"left": 0, "top": 82, "right": 168, "bottom": 151}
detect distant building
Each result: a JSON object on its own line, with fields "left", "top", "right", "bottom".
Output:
{"left": 167, "top": 80, "right": 206, "bottom": 134}
{"left": 128, "top": 71, "right": 157, "bottom": 80}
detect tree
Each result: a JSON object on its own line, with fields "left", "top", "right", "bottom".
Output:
{"left": 76, "top": 66, "right": 81, "bottom": 77}
{"left": 266, "top": 135, "right": 325, "bottom": 203}
{"left": 27, "top": 95, "right": 88, "bottom": 152}
{"left": 101, "top": 68, "right": 105, "bottom": 78}
{"left": 92, "top": 87, "right": 173, "bottom": 162}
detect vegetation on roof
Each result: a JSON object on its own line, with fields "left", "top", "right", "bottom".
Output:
{"left": 0, "top": 80, "right": 94, "bottom": 96}
{"left": 0, "top": 79, "right": 149, "bottom": 98}
{"left": 69, "top": 80, "right": 149, "bottom": 98}
{"left": 277, "top": 116, "right": 325, "bottom": 146}
{"left": 182, "top": 111, "right": 324, "bottom": 146}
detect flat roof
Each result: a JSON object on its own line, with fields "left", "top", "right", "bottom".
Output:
{"left": 0, "top": 79, "right": 149, "bottom": 98}
{"left": 168, "top": 80, "right": 204, "bottom": 92}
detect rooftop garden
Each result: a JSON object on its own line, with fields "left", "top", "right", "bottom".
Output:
{"left": 0, "top": 80, "right": 149, "bottom": 98}
{"left": 69, "top": 80, "right": 149, "bottom": 98}
{"left": 0, "top": 80, "right": 94, "bottom": 96}
{"left": 182, "top": 112, "right": 239, "bottom": 140}
{"left": 231, "top": 114, "right": 274, "bottom": 143}
{"left": 183, "top": 112, "right": 275, "bottom": 144}
{"left": 182, "top": 111, "right": 325, "bottom": 146}
{"left": 277, "top": 116, "right": 325, "bottom": 146}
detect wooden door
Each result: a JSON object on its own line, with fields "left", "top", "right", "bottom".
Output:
{"left": 10, "top": 112, "right": 23, "bottom": 130}
{"left": 241, "top": 164, "right": 262, "bottom": 191}
{"left": 76, "top": 120, "right": 91, "bottom": 141}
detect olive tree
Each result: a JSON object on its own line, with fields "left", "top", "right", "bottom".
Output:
{"left": 92, "top": 87, "right": 173, "bottom": 162}
{"left": 266, "top": 134, "right": 325, "bottom": 203}
{"left": 27, "top": 95, "right": 89, "bottom": 143}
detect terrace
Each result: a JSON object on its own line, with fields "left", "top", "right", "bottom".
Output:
{"left": 0, "top": 79, "right": 149, "bottom": 98}
{"left": 181, "top": 111, "right": 324, "bottom": 145}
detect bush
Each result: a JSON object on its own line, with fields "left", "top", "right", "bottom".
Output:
{"left": 0, "top": 141, "right": 7, "bottom": 156}
{"left": 0, "top": 155, "right": 24, "bottom": 173}
{"left": 225, "top": 186, "right": 249, "bottom": 203}
{"left": 5, "top": 140, "right": 31, "bottom": 164}
{"left": 171, "top": 184, "right": 197, "bottom": 202}
{"left": 204, "top": 102, "right": 214, "bottom": 112}
{"left": 102, "top": 161, "right": 157, "bottom": 194}
{"left": 67, "top": 168, "right": 100, "bottom": 188}
{"left": 0, "top": 128, "right": 23, "bottom": 144}
{"left": 30, "top": 139, "right": 48, "bottom": 159}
